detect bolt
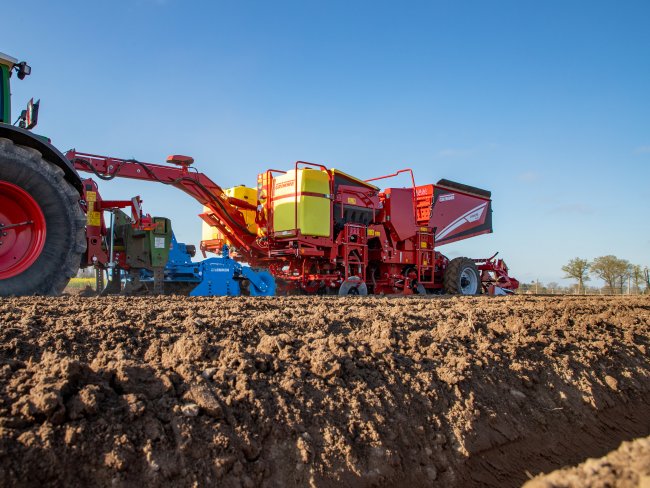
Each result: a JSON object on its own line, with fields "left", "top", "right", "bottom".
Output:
{"left": 2, "top": 232, "right": 6, "bottom": 236}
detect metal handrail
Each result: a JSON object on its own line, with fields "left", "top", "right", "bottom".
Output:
{"left": 365, "top": 168, "right": 417, "bottom": 219}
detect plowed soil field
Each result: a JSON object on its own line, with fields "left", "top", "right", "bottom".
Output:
{"left": 0, "top": 295, "right": 648, "bottom": 487}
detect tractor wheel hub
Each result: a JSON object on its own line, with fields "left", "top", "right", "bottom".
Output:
{"left": 0, "top": 182, "right": 47, "bottom": 279}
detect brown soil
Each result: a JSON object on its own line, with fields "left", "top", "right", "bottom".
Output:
{"left": 0, "top": 295, "right": 648, "bottom": 487}
{"left": 523, "top": 435, "right": 650, "bottom": 488}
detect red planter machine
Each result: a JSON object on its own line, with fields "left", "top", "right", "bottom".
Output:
{"left": 67, "top": 151, "right": 519, "bottom": 295}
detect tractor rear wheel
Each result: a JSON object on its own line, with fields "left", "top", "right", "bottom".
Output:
{"left": 443, "top": 257, "right": 481, "bottom": 295}
{"left": 0, "top": 138, "right": 86, "bottom": 296}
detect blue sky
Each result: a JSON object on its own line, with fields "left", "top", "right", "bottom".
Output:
{"left": 5, "top": 0, "right": 649, "bottom": 286}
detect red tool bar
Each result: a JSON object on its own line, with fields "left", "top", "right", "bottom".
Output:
{"left": 66, "top": 150, "right": 262, "bottom": 257}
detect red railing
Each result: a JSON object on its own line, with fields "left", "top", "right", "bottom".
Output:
{"left": 365, "top": 168, "right": 417, "bottom": 218}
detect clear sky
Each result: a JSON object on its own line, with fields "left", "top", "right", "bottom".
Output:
{"left": 5, "top": 0, "right": 649, "bottom": 286}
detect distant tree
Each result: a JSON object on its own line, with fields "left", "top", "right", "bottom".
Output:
{"left": 547, "top": 281, "right": 560, "bottom": 294}
{"left": 624, "top": 263, "right": 635, "bottom": 294}
{"left": 562, "top": 258, "right": 591, "bottom": 294}
{"left": 590, "top": 255, "right": 631, "bottom": 294}
{"left": 630, "top": 265, "right": 644, "bottom": 294}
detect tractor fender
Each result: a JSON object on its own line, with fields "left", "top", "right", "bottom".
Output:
{"left": 0, "top": 124, "right": 82, "bottom": 194}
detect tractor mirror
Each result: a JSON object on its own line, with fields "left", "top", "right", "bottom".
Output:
{"left": 16, "top": 62, "right": 32, "bottom": 80}
{"left": 25, "top": 98, "right": 39, "bottom": 130}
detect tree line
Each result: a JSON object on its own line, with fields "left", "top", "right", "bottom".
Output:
{"left": 560, "top": 256, "right": 649, "bottom": 295}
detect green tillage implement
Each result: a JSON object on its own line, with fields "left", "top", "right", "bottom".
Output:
{"left": 103, "top": 211, "right": 172, "bottom": 294}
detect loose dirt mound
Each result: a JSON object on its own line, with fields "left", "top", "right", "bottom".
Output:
{"left": 0, "top": 296, "right": 648, "bottom": 487}
{"left": 523, "top": 435, "right": 650, "bottom": 488}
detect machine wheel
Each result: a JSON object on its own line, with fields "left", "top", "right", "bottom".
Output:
{"left": 339, "top": 276, "right": 368, "bottom": 296}
{"left": 443, "top": 257, "right": 481, "bottom": 295}
{"left": 248, "top": 271, "right": 276, "bottom": 296}
{"left": 0, "top": 138, "right": 86, "bottom": 296}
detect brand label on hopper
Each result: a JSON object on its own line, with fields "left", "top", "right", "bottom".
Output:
{"left": 274, "top": 180, "right": 295, "bottom": 190}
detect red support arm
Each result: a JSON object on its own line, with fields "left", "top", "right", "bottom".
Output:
{"left": 365, "top": 168, "right": 416, "bottom": 189}
{"left": 66, "top": 150, "right": 263, "bottom": 259}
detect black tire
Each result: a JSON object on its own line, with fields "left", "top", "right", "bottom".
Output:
{"left": 0, "top": 137, "right": 86, "bottom": 296}
{"left": 339, "top": 276, "right": 368, "bottom": 296}
{"left": 443, "top": 257, "right": 481, "bottom": 295}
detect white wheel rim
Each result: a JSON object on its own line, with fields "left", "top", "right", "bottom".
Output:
{"left": 460, "top": 268, "right": 478, "bottom": 294}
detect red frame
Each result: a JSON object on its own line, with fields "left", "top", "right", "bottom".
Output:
{"left": 79, "top": 178, "right": 155, "bottom": 270}
{"left": 67, "top": 150, "right": 261, "bottom": 258}
{"left": 68, "top": 150, "right": 519, "bottom": 294}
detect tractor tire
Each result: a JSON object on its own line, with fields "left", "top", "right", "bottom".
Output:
{"left": 443, "top": 257, "right": 481, "bottom": 295}
{"left": 0, "top": 138, "right": 86, "bottom": 296}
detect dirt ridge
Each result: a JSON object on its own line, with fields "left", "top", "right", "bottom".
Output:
{"left": 0, "top": 295, "right": 648, "bottom": 487}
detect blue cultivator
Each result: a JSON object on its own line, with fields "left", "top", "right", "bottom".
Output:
{"left": 141, "top": 235, "right": 275, "bottom": 297}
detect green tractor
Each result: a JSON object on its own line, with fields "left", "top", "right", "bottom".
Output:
{"left": 0, "top": 52, "right": 86, "bottom": 296}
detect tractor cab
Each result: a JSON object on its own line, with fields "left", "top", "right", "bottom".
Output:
{"left": 0, "top": 52, "right": 38, "bottom": 129}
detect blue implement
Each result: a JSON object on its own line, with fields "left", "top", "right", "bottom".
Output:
{"left": 141, "top": 235, "right": 276, "bottom": 297}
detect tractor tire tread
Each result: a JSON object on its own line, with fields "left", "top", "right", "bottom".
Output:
{"left": 0, "top": 137, "right": 86, "bottom": 296}
{"left": 443, "top": 257, "right": 481, "bottom": 295}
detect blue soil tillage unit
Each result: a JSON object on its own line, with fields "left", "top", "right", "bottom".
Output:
{"left": 141, "top": 236, "right": 275, "bottom": 297}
